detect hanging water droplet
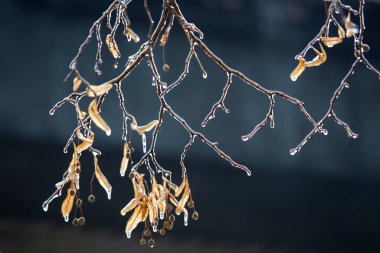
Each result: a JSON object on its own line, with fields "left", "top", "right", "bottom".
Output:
{"left": 64, "top": 215, "right": 69, "bottom": 222}
{"left": 153, "top": 225, "right": 157, "bottom": 232}
{"left": 127, "top": 231, "right": 131, "bottom": 238}
{"left": 42, "top": 203, "right": 49, "bottom": 212}
{"left": 160, "top": 212, "right": 165, "bottom": 220}
{"left": 290, "top": 149, "right": 298, "bottom": 156}
{"left": 113, "top": 62, "right": 118, "bottom": 69}
{"left": 202, "top": 71, "right": 208, "bottom": 79}
{"left": 162, "top": 82, "right": 167, "bottom": 89}
{"left": 75, "top": 182, "right": 80, "bottom": 190}
{"left": 184, "top": 209, "right": 188, "bottom": 226}
{"left": 142, "top": 134, "right": 147, "bottom": 153}
{"left": 107, "top": 191, "right": 112, "bottom": 200}
{"left": 241, "top": 136, "right": 249, "bottom": 142}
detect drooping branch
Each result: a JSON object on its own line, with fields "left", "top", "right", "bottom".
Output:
{"left": 290, "top": 0, "right": 380, "bottom": 155}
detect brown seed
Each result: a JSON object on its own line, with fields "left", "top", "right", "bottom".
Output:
{"left": 163, "top": 64, "right": 170, "bottom": 72}
{"left": 192, "top": 211, "right": 199, "bottom": 220}
{"left": 69, "top": 189, "right": 76, "bottom": 196}
{"left": 363, "top": 44, "right": 370, "bottom": 53}
{"left": 143, "top": 229, "right": 151, "bottom": 237}
{"left": 159, "top": 228, "right": 166, "bottom": 236}
{"left": 75, "top": 168, "right": 81, "bottom": 174}
{"left": 166, "top": 204, "right": 173, "bottom": 212}
{"left": 88, "top": 195, "right": 96, "bottom": 203}
{"left": 140, "top": 238, "right": 146, "bottom": 245}
{"left": 76, "top": 199, "right": 82, "bottom": 207}
{"left": 78, "top": 217, "right": 86, "bottom": 226}
{"left": 354, "top": 50, "right": 361, "bottom": 58}
{"left": 129, "top": 172, "right": 134, "bottom": 180}
{"left": 72, "top": 218, "right": 79, "bottom": 226}
{"left": 148, "top": 239, "right": 155, "bottom": 248}
{"left": 164, "top": 222, "right": 173, "bottom": 230}
{"left": 187, "top": 201, "right": 194, "bottom": 208}
{"left": 169, "top": 215, "right": 175, "bottom": 223}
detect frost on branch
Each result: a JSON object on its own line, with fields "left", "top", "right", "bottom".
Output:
{"left": 290, "top": 0, "right": 380, "bottom": 155}
{"left": 43, "top": 0, "right": 320, "bottom": 245}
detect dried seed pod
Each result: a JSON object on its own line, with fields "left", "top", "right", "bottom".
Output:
{"left": 87, "top": 83, "right": 113, "bottom": 97}
{"left": 72, "top": 218, "right": 79, "bottom": 226}
{"left": 187, "top": 200, "right": 195, "bottom": 208}
{"left": 88, "top": 99, "right": 111, "bottom": 136}
{"left": 131, "top": 119, "right": 159, "bottom": 136}
{"left": 125, "top": 204, "right": 148, "bottom": 238}
{"left": 320, "top": 37, "right": 343, "bottom": 48}
{"left": 143, "top": 229, "right": 152, "bottom": 237}
{"left": 88, "top": 195, "right": 96, "bottom": 203}
{"left": 105, "top": 34, "right": 121, "bottom": 59}
{"left": 94, "top": 155, "right": 112, "bottom": 199}
{"left": 120, "top": 142, "right": 131, "bottom": 177}
{"left": 290, "top": 57, "right": 306, "bottom": 81}
{"left": 73, "top": 76, "right": 82, "bottom": 91}
{"left": 175, "top": 179, "right": 190, "bottom": 215}
{"left": 362, "top": 44, "right": 370, "bottom": 53}
{"left": 140, "top": 238, "right": 146, "bottom": 245}
{"left": 163, "top": 64, "right": 170, "bottom": 72}
{"left": 78, "top": 217, "right": 86, "bottom": 226}
{"left": 61, "top": 182, "right": 76, "bottom": 222}
{"left": 192, "top": 211, "right": 199, "bottom": 220}
{"left": 159, "top": 228, "right": 166, "bottom": 236}
{"left": 169, "top": 214, "right": 175, "bottom": 223}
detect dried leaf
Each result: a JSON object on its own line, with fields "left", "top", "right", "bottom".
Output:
{"left": 290, "top": 57, "right": 306, "bottom": 81}
{"left": 87, "top": 83, "right": 113, "bottom": 97}
{"left": 175, "top": 179, "right": 190, "bottom": 215}
{"left": 131, "top": 119, "right": 159, "bottom": 136}
{"left": 73, "top": 76, "right": 82, "bottom": 91}
{"left": 124, "top": 27, "right": 140, "bottom": 43}
{"left": 162, "top": 177, "right": 178, "bottom": 192}
{"left": 121, "top": 197, "right": 140, "bottom": 216}
{"left": 345, "top": 13, "right": 358, "bottom": 38}
{"left": 75, "top": 105, "right": 87, "bottom": 120}
{"left": 338, "top": 25, "right": 346, "bottom": 39}
{"left": 61, "top": 182, "right": 76, "bottom": 221}
{"left": 76, "top": 130, "right": 94, "bottom": 153}
{"left": 175, "top": 177, "right": 187, "bottom": 197}
{"left": 125, "top": 204, "right": 148, "bottom": 238}
{"left": 120, "top": 142, "right": 131, "bottom": 177}
{"left": 88, "top": 99, "right": 111, "bottom": 136}
{"left": 106, "top": 34, "right": 121, "bottom": 59}
{"left": 321, "top": 37, "right": 343, "bottom": 48}
{"left": 304, "top": 43, "right": 327, "bottom": 67}
{"left": 94, "top": 155, "right": 112, "bottom": 199}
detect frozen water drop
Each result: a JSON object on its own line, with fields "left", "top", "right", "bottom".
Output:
{"left": 160, "top": 212, "right": 165, "bottom": 220}
{"left": 142, "top": 134, "right": 147, "bottom": 153}
{"left": 184, "top": 209, "right": 188, "bottom": 226}
{"left": 75, "top": 182, "right": 80, "bottom": 190}
{"left": 241, "top": 136, "right": 249, "bottom": 142}
{"left": 153, "top": 225, "right": 157, "bottom": 232}
{"left": 64, "top": 215, "right": 69, "bottom": 222}
{"left": 202, "top": 71, "right": 208, "bottom": 79}
{"left": 290, "top": 149, "right": 298, "bottom": 156}
{"left": 42, "top": 203, "right": 49, "bottom": 212}
{"left": 126, "top": 231, "right": 131, "bottom": 238}
{"left": 107, "top": 191, "right": 112, "bottom": 200}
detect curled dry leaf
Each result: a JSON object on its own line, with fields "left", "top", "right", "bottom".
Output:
{"left": 321, "top": 37, "right": 343, "bottom": 48}
{"left": 290, "top": 57, "right": 306, "bottom": 81}
{"left": 76, "top": 130, "right": 94, "bottom": 153}
{"left": 61, "top": 182, "right": 76, "bottom": 222}
{"left": 304, "top": 43, "right": 327, "bottom": 67}
{"left": 131, "top": 119, "right": 159, "bottom": 136}
{"left": 121, "top": 197, "right": 140, "bottom": 216}
{"left": 75, "top": 105, "right": 87, "bottom": 120}
{"left": 338, "top": 25, "right": 346, "bottom": 39}
{"left": 94, "top": 155, "right": 112, "bottom": 199}
{"left": 175, "top": 178, "right": 190, "bottom": 215}
{"left": 124, "top": 27, "right": 140, "bottom": 43}
{"left": 106, "top": 34, "right": 121, "bottom": 59}
{"left": 73, "top": 76, "right": 82, "bottom": 91}
{"left": 88, "top": 99, "right": 111, "bottom": 136}
{"left": 345, "top": 13, "right": 358, "bottom": 38}
{"left": 87, "top": 83, "right": 114, "bottom": 97}
{"left": 120, "top": 142, "right": 131, "bottom": 177}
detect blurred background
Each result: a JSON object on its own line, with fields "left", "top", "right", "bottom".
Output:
{"left": 1, "top": 0, "right": 380, "bottom": 252}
